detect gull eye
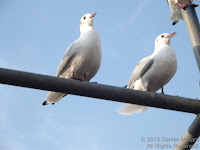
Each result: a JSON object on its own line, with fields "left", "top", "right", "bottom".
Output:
{"left": 83, "top": 16, "right": 86, "bottom": 19}
{"left": 161, "top": 35, "right": 164, "bottom": 38}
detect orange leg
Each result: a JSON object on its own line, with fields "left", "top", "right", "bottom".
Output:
{"left": 83, "top": 73, "right": 87, "bottom": 81}
{"left": 147, "top": 86, "right": 150, "bottom": 92}
{"left": 177, "top": 1, "right": 198, "bottom": 10}
{"left": 72, "top": 72, "right": 82, "bottom": 81}
{"left": 161, "top": 87, "right": 165, "bottom": 94}
{"left": 177, "top": 2, "right": 187, "bottom": 10}
{"left": 191, "top": 2, "right": 199, "bottom": 8}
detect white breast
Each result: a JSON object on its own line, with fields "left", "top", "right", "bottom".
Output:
{"left": 69, "top": 29, "right": 102, "bottom": 80}
{"left": 141, "top": 46, "right": 177, "bottom": 92}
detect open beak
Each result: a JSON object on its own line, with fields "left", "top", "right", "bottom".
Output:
{"left": 168, "top": 32, "right": 176, "bottom": 39}
{"left": 90, "top": 12, "right": 97, "bottom": 18}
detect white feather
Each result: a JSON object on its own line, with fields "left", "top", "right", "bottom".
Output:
{"left": 119, "top": 33, "right": 177, "bottom": 115}
{"left": 43, "top": 13, "right": 102, "bottom": 105}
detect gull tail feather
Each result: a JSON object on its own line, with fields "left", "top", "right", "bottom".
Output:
{"left": 42, "top": 92, "right": 67, "bottom": 106}
{"left": 170, "top": 10, "right": 182, "bottom": 21}
{"left": 118, "top": 104, "right": 147, "bottom": 115}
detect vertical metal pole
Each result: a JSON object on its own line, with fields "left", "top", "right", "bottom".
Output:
{"left": 181, "top": 4, "right": 200, "bottom": 71}
{"left": 174, "top": 4, "right": 200, "bottom": 150}
{"left": 174, "top": 116, "right": 200, "bottom": 150}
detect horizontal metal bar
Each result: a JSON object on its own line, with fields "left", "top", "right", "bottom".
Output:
{"left": 0, "top": 67, "right": 200, "bottom": 114}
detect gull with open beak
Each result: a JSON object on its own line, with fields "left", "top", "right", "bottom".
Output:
{"left": 119, "top": 32, "right": 177, "bottom": 115}
{"left": 43, "top": 12, "right": 102, "bottom": 105}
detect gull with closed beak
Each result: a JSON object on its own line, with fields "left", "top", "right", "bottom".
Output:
{"left": 119, "top": 32, "right": 177, "bottom": 115}
{"left": 43, "top": 12, "right": 102, "bottom": 105}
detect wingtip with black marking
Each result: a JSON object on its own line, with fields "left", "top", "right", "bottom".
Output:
{"left": 172, "top": 20, "right": 179, "bottom": 25}
{"left": 42, "top": 101, "right": 47, "bottom": 106}
{"left": 123, "top": 85, "right": 127, "bottom": 88}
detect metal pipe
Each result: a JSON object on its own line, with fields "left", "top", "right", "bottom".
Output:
{"left": 0, "top": 67, "right": 200, "bottom": 114}
{"left": 174, "top": 116, "right": 200, "bottom": 150}
{"left": 174, "top": 4, "right": 200, "bottom": 150}
{"left": 181, "top": 4, "right": 200, "bottom": 71}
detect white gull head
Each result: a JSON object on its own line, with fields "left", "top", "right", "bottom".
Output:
{"left": 80, "top": 12, "right": 96, "bottom": 35}
{"left": 154, "top": 32, "right": 176, "bottom": 51}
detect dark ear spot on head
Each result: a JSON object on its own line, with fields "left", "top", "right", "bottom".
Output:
{"left": 80, "top": 21, "right": 82, "bottom": 25}
{"left": 156, "top": 39, "right": 158, "bottom": 42}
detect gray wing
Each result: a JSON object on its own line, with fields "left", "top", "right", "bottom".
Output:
{"left": 127, "top": 56, "right": 152, "bottom": 89}
{"left": 56, "top": 42, "right": 76, "bottom": 77}
{"left": 140, "top": 58, "right": 154, "bottom": 77}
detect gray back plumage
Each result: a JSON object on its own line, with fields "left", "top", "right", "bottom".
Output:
{"left": 128, "top": 56, "right": 152, "bottom": 89}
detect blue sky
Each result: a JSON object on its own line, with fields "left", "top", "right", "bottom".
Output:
{"left": 0, "top": 0, "right": 200, "bottom": 149}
